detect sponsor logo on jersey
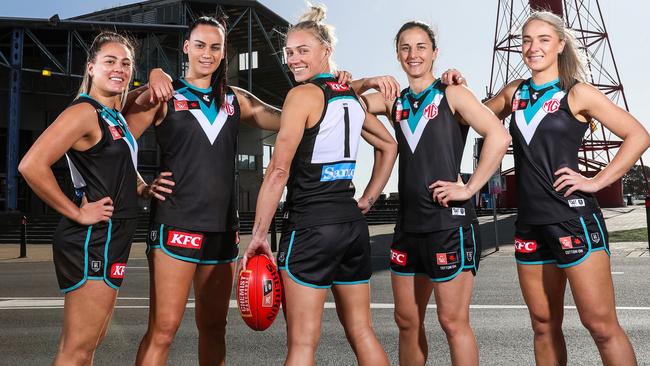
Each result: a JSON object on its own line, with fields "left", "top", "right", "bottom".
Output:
{"left": 399, "top": 109, "right": 410, "bottom": 121}
{"left": 423, "top": 102, "right": 439, "bottom": 120}
{"left": 91, "top": 260, "right": 102, "bottom": 272}
{"left": 223, "top": 102, "right": 235, "bottom": 116}
{"left": 568, "top": 198, "right": 586, "bottom": 208}
{"left": 108, "top": 125, "right": 123, "bottom": 140}
{"left": 542, "top": 99, "right": 561, "bottom": 113}
{"left": 512, "top": 98, "right": 529, "bottom": 111}
{"left": 110, "top": 263, "right": 126, "bottom": 279}
{"left": 320, "top": 162, "right": 356, "bottom": 182}
{"left": 189, "top": 101, "right": 199, "bottom": 109}
{"left": 514, "top": 237, "right": 537, "bottom": 253}
{"left": 451, "top": 207, "right": 466, "bottom": 216}
{"left": 326, "top": 82, "right": 350, "bottom": 92}
{"left": 262, "top": 279, "right": 273, "bottom": 307}
{"left": 390, "top": 249, "right": 407, "bottom": 266}
{"left": 167, "top": 230, "right": 204, "bottom": 249}
{"left": 590, "top": 232, "right": 601, "bottom": 244}
{"left": 436, "top": 252, "right": 458, "bottom": 265}
{"left": 395, "top": 100, "right": 404, "bottom": 122}
{"left": 174, "top": 100, "right": 188, "bottom": 111}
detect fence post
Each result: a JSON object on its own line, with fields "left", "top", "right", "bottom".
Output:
{"left": 20, "top": 215, "right": 27, "bottom": 258}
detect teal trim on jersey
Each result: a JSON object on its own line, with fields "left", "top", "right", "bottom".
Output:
{"left": 530, "top": 78, "right": 560, "bottom": 90}
{"left": 180, "top": 78, "right": 212, "bottom": 93}
{"left": 178, "top": 88, "right": 218, "bottom": 124}
{"left": 407, "top": 79, "right": 438, "bottom": 99}
{"left": 592, "top": 213, "right": 611, "bottom": 256}
{"left": 329, "top": 95, "right": 357, "bottom": 103}
{"left": 557, "top": 216, "right": 593, "bottom": 269}
{"left": 283, "top": 230, "right": 331, "bottom": 289}
{"left": 402, "top": 79, "right": 443, "bottom": 133}
{"left": 521, "top": 82, "right": 562, "bottom": 125}
{"left": 311, "top": 73, "right": 335, "bottom": 80}
{"left": 102, "top": 219, "right": 119, "bottom": 290}
{"left": 389, "top": 268, "right": 430, "bottom": 277}
{"left": 430, "top": 226, "right": 465, "bottom": 282}
{"left": 156, "top": 224, "right": 239, "bottom": 265}
{"left": 114, "top": 113, "right": 137, "bottom": 153}
{"left": 87, "top": 276, "right": 104, "bottom": 280}
{"left": 78, "top": 93, "right": 137, "bottom": 152}
{"left": 60, "top": 225, "right": 93, "bottom": 293}
{"left": 516, "top": 259, "right": 557, "bottom": 265}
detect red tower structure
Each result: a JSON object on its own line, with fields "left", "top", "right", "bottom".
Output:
{"left": 486, "top": 0, "right": 648, "bottom": 207}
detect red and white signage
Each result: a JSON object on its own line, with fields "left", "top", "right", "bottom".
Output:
{"left": 110, "top": 263, "right": 126, "bottom": 279}
{"left": 174, "top": 100, "right": 188, "bottom": 111}
{"left": 390, "top": 249, "right": 407, "bottom": 266}
{"left": 326, "top": 82, "right": 350, "bottom": 92}
{"left": 542, "top": 99, "right": 561, "bottom": 113}
{"left": 167, "top": 230, "right": 204, "bottom": 249}
{"left": 108, "top": 125, "right": 123, "bottom": 140}
{"left": 514, "top": 237, "right": 538, "bottom": 253}
{"left": 423, "top": 103, "right": 439, "bottom": 120}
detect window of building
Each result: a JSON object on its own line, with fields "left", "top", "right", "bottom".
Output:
{"left": 239, "top": 51, "right": 259, "bottom": 71}
{"left": 238, "top": 154, "right": 256, "bottom": 170}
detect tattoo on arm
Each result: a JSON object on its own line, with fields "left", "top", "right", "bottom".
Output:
{"left": 263, "top": 104, "right": 281, "bottom": 116}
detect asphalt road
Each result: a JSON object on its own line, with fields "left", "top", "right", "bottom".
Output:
{"left": 1, "top": 250, "right": 649, "bottom": 365}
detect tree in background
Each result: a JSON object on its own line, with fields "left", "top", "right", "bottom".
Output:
{"left": 622, "top": 165, "right": 650, "bottom": 197}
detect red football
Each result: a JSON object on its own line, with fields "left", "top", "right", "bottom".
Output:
{"left": 237, "top": 255, "right": 282, "bottom": 331}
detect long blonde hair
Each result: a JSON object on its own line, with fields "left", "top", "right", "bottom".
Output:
{"left": 288, "top": 3, "right": 338, "bottom": 69}
{"left": 76, "top": 32, "right": 136, "bottom": 109}
{"left": 522, "top": 11, "right": 587, "bottom": 89}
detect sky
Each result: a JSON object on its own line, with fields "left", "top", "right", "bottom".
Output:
{"left": 3, "top": 0, "right": 649, "bottom": 195}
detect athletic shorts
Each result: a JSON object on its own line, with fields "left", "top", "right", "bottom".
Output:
{"left": 53, "top": 217, "right": 137, "bottom": 293}
{"left": 514, "top": 211, "right": 610, "bottom": 268}
{"left": 277, "top": 219, "right": 371, "bottom": 288}
{"left": 390, "top": 221, "right": 481, "bottom": 282}
{"left": 147, "top": 221, "right": 239, "bottom": 264}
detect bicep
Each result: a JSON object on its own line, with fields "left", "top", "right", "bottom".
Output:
{"left": 360, "top": 92, "right": 392, "bottom": 117}
{"left": 451, "top": 88, "right": 503, "bottom": 136}
{"left": 582, "top": 89, "right": 644, "bottom": 140}
{"left": 267, "top": 98, "right": 309, "bottom": 171}
{"left": 235, "top": 88, "right": 282, "bottom": 131}
{"left": 361, "top": 111, "right": 395, "bottom": 148}
{"left": 125, "top": 90, "right": 163, "bottom": 139}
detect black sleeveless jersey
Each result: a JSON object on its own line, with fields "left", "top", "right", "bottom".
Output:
{"left": 283, "top": 74, "right": 365, "bottom": 230}
{"left": 65, "top": 94, "right": 139, "bottom": 218}
{"left": 152, "top": 79, "right": 240, "bottom": 231}
{"left": 390, "top": 80, "right": 476, "bottom": 233}
{"left": 510, "top": 78, "right": 600, "bottom": 224}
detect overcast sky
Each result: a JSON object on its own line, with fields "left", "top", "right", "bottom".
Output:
{"left": 3, "top": 0, "right": 649, "bottom": 195}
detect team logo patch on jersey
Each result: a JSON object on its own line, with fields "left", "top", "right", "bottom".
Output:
{"left": 174, "top": 100, "right": 188, "bottom": 111}
{"left": 326, "top": 82, "right": 350, "bottom": 92}
{"left": 423, "top": 102, "right": 439, "bottom": 120}
{"left": 542, "top": 99, "right": 561, "bottom": 113}
{"left": 436, "top": 252, "right": 458, "bottom": 265}
{"left": 91, "top": 260, "right": 102, "bottom": 272}
{"left": 320, "top": 162, "right": 356, "bottom": 182}
{"left": 224, "top": 102, "right": 235, "bottom": 116}
{"left": 451, "top": 207, "right": 466, "bottom": 216}
{"left": 390, "top": 249, "right": 407, "bottom": 266}
{"left": 108, "top": 125, "right": 123, "bottom": 140}
{"left": 167, "top": 230, "right": 204, "bottom": 249}
{"left": 514, "top": 237, "right": 537, "bottom": 253}
{"left": 568, "top": 198, "right": 586, "bottom": 208}
{"left": 110, "top": 263, "right": 126, "bottom": 279}
{"left": 466, "top": 251, "right": 474, "bottom": 262}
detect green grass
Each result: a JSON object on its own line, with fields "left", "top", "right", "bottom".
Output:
{"left": 608, "top": 228, "right": 648, "bottom": 242}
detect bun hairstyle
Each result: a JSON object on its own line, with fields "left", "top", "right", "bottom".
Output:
{"left": 77, "top": 31, "right": 136, "bottom": 109}
{"left": 289, "top": 3, "right": 337, "bottom": 54}
{"left": 186, "top": 15, "right": 229, "bottom": 107}
{"left": 522, "top": 11, "right": 587, "bottom": 89}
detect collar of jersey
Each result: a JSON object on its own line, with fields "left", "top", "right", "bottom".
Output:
{"left": 530, "top": 77, "right": 560, "bottom": 90}
{"left": 179, "top": 78, "right": 213, "bottom": 93}
{"left": 520, "top": 78, "right": 562, "bottom": 125}
{"left": 78, "top": 93, "right": 137, "bottom": 151}
{"left": 402, "top": 79, "right": 442, "bottom": 133}
{"left": 311, "top": 73, "right": 335, "bottom": 80}
{"left": 406, "top": 79, "right": 439, "bottom": 99}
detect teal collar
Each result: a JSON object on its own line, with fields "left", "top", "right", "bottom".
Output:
{"left": 311, "top": 73, "right": 335, "bottom": 80}
{"left": 530, "top": 78, "right": 560, "bottom": 90}
{"left": 180, "top": 78, "right": 213, "bottom": 93}
{"left": 407, "top": 79, "right": 439, "bottom": 99}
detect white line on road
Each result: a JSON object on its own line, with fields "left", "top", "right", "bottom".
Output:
{"left": 2, "top": 298, "right": 650, "bottom": 311}
{"left": 611, "top": 271, "right": 624, "bottom": 275}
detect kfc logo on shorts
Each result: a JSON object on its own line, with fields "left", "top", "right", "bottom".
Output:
{"left": 223, "top": 102, "right": 235, "bottom": 116}
{"left": 167, "top": 230, "right": 204, "bottom": 249}
{"left": 423, "top": 103, "right": 438, "bottom": 120}
{"left": 174, "top": 100, "right": 188, "bottom": 111}
{"left": 326, "top": 82, "right": 350, "bottom": 92}
{"left": 390, "top": 249, "right": 407, "bottom": 266}
{"left": 514, "top": 237, "right": 537, "bottom": 253}
{"left": 108, "top": 125, "right": 123, "bottom": 140}
{"left": 110, "top": 263, "right": 126, "bottom": 279}
{"left": 436, "top": 252, "right": 458, "bottom": 265}
{"left": 542, "top": 99, "right": 561, "bottom": 113}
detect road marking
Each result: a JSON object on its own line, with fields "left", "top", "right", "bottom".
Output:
{"left": 611, "top": 271, "right": 624, "bottom": 275}
{"left": 1, "top": 298, "right": 650, "bottom": 311}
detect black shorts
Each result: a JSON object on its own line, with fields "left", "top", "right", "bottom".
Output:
{"left": 514, "top": 212, "right": 610, "bottom": 268}
{"left": 390, "top": 221, "right": 481, "bottom": 282}
{"left": 53, "top": 218, "right": 136, "bottom": 293}
{"left": 277, "top": 220, "right": 371, "bottom": 288}
{"left": 147, "top": 222, "right": 239, "bottom": 264}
